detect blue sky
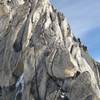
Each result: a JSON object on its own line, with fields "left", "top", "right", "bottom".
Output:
{"left": 50, "top": 0, "right": 100, "bottom": 62}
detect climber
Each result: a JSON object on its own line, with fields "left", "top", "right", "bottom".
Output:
{"left": 55, "top": 72, "right": 81, "bottom": 100}
{"left": 59, "top": 92, "right": 69, "bottom": 100}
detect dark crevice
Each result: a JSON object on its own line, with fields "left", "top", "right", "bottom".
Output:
{"left": 13, "top": 40, "right": 23, "bottom": 52}
{"left": 74, "top": 71, "right": 81, "bottom": 78}
{"left": 13, "top": 20, "right": 27, "bottom": 52}
{"left": 70, "top": 45, "right": 74, "bottom": 54}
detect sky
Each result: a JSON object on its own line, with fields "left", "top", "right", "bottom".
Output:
{"left": 50, "top": 0, "right": 100, "bottom": 62}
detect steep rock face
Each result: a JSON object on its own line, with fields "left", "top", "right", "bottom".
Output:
{"left": 0, "top": 0, "right": 100, "bottom": 100}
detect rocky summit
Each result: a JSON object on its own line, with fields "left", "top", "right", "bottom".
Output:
{"left": 0, "top": 0, "right": 100, "bottom": 100}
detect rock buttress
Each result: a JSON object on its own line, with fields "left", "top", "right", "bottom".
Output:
{"left": 0, "top": 0, "right": 100, "bottom": 100}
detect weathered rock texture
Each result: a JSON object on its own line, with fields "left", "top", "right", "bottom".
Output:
{"left": 0, "top": 0, "right": 100, "bottom": 100}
